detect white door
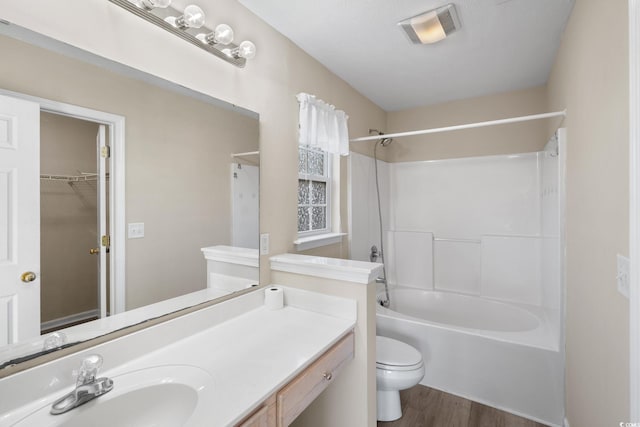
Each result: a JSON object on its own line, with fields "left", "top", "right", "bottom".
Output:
{"left": 96, "top": 125, "right": 108, "bottom": 318}
{"left": 0, "top": 94, "right": 40, "bottom": 345}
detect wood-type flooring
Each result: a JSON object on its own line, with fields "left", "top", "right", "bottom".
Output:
{"left": 377, "top": 385, "right": 548, "bottom": 427}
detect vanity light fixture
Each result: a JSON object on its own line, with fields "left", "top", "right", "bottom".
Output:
{"left": 112, "top": 0, "right": 256, "bottom": 67}
{"left": 398, "top": 3, "right": 461, "bottom": 44}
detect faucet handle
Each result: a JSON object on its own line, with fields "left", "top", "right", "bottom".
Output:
{"left": 42, "top": 332, "right": 68, "bottom": 351}
{"left": 76, "top": 354, "right": 103, "bottom": 386}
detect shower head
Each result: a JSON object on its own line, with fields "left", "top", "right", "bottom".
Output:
{"left": 368, "top": 129, "right": 393, "bottom": 146}
{"left": 379, "top": 137, "right": 393, "bottom": 146}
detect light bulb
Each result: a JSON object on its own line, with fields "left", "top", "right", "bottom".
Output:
{"left": 235, "top": 40, "right": 256, "bottom": 59}
{"left": 129, "top": 0, "right": 171, "bottom": 10}
{"left": 213, "top": 24, "right": 234, "bottom": 45}
{"left": 196, "top": 23, "right": 234, "bottom": 46}
{"left": 182, "top": 5, "right": 206, "bottom": 28}
{"left": 133, "top": 0, "right": 171, "bottom": 10}
{"left": 165, "top": 4, "right": 205, "bottom": 29}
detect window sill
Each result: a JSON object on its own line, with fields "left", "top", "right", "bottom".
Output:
{"left": 294, "top": 232, "right": 347, "bottom": 251}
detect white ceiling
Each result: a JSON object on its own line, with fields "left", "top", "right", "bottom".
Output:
{"left": 238, "top": 0, "right": 575, "bottom": 111}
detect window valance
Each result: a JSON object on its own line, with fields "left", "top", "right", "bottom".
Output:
{"left": 297, "top": 93, "right": 349, "bottom": 156}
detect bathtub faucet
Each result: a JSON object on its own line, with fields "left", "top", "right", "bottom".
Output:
{"left": 370, "top": 245, "right": 380, "bottom": 262}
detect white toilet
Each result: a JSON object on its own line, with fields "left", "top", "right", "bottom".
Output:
{"left": 376, "top": 335, "right": 425, "bottom": 422}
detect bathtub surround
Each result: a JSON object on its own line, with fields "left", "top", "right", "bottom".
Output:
{"left": 348, "top": 153, "right": 391, "bottom": 264}
{"left": 376, "top": 288, "right": 563, "bottom": 424}
{"left": 350, "top": 141, "right": 565, "bottom": 424}
{"left": 350, "top": 149, "right": 562, "bottom": 325}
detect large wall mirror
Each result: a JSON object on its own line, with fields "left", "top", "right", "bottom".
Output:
{"left": 0, "top": 23, "right": 260, "bottom": 373}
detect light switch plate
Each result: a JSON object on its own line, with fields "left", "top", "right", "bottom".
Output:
{"left": 260, "top": 233, "right": 269, "bottom": 255}
{"left": 128, "top": 222, "right": 145, "bottom": 239}
{"left": 617, "top": 254, "right": 630, "bottom": 299}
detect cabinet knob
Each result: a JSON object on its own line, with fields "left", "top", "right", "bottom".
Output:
{"left": 89, "top": 248, "right": 100, "bottom": 255}
{"left": 322, "top": 372, "right": 332, "bottom": 381}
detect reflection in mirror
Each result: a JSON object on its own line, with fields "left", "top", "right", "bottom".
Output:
{"left": 0, "top": 23, "right": 259, "bottom": 371}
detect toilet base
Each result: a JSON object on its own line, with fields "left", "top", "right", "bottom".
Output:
{"left": 377, "top": 389, "right": 402, "bottom": 421}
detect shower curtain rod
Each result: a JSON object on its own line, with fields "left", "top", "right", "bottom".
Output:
{"left": 349, "top": 110, "right": 567, "bottom": 142}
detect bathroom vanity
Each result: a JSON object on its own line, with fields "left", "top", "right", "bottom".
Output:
{"left": 238, "top": 332, "right": 354, "bottom": 426}
{"left": 0, "top": 286, "right": 356, "bottom": 426}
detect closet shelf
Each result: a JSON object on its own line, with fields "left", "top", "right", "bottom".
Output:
{"left": 231, "top": 151, "right": 260, "bottom": 166}
{"left": 40, "top": 173, "right": 109, "bottom": 182}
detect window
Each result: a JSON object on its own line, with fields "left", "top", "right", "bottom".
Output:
{"left": 298, "top": 145, "right": 330, "bottom": 235}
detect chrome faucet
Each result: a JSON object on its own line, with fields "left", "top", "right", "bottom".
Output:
{"left": 50, "top": 354, "right": 114, "bottom": 415}
{"left": 370, "top": 245, "right": 380, "bottom": 262}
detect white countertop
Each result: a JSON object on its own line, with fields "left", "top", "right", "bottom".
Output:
{"left": 201, "top": 245, "right": 259, "bottom": 267}
{"left": 270, "top": 253, "right": 383, "bottom": 284}
{"left": 0, "top": 286, "right": 356, "bottom": 426}
{"left": 123, "top": 305, "right": 354, "bottom": 425}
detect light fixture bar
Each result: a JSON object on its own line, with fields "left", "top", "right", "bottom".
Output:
{"left": 107, "top": 0, "right": 247, "bottom": 67}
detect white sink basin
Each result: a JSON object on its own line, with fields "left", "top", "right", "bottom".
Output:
{"left": 13, "top": 365, "right": 213, "bottom": 427}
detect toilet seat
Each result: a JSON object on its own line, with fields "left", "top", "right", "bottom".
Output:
{"left": 376, "top": 336, "right": 423, "bottom": 371}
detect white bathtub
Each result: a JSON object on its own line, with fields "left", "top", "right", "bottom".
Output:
{"left": 376, "top": 287, "right": 563, "bottom": 426}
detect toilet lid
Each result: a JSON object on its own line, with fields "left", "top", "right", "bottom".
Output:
{"left": 376, "top": 336, "right": 423, "bottom": 368}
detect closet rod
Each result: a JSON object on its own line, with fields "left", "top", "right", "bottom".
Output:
{"left": 350, "top": 110, "right": 567, "bottom": 142}
{"left": 231, "top": 151, "right": 260, "bottom": 158}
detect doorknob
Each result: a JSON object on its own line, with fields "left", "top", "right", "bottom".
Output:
{"left": 20, "top": 271, "right": 37, "bottom": 283}
{"left": 89, "top": 248, "right": 100, "bottom": 255}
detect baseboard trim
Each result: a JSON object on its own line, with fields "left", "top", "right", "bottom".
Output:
{"left": 41, "top": 309, "right": 99, "bottom": 332}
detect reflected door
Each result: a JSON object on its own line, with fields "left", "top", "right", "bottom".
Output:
{"left": 0, "top": 94, "right": 40, "bottom": 345}
{"left": 96, "top": 125, "right": 108, "bottom": 318}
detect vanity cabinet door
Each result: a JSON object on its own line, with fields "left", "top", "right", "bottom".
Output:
{"left": 236, "top": 395, "right": 276, "bottom": 427}
{"left": 276, "top": 331, "right": 355, "bottom": 427}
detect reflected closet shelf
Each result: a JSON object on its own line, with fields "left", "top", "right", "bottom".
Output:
{"left": 40, "top": 173, "right": 109, "bottom": 182}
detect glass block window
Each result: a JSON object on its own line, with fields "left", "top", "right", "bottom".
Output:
{"left": 298, "top": 145, "right": 330, "bottom": 234}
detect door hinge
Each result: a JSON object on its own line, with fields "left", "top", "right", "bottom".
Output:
{"left": 101, "top": 146, "right": 111, "bottom": 158}
{"left": 101, "top": 235, "right": 110, "bottom": 247}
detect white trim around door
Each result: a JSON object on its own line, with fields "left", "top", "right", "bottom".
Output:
{"left": 629, "top": 0, "right": 640, "bottom": 421}
{"left": 0, "top": 88, "right": 127, "bottom": 316}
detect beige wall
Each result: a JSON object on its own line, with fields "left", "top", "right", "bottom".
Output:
{"left": 40, "top": 113, "right": 99, "bottom": 323}
{"left": 547, "top": 0, "right": 630, "bottom": 425}
{"left": 384, "top": 86, "right": 550, "bottom": 162}
{"left": 0, "top": 0, "right": 387, "bottom": 287}
{"left": 0, "top": 35, "right": 259, "bottom": 310}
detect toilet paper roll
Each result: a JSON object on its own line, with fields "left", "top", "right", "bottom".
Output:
{"left": 264, "top": 286, "right": 284, "bottom": 310}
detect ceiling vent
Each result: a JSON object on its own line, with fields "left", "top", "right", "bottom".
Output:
{"left": 398, "top": 3, "right": 461, "bottom": 44}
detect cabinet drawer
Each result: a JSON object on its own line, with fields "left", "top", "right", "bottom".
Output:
{"left": 276, "top": 331, "right": 354, "bottom": 427}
